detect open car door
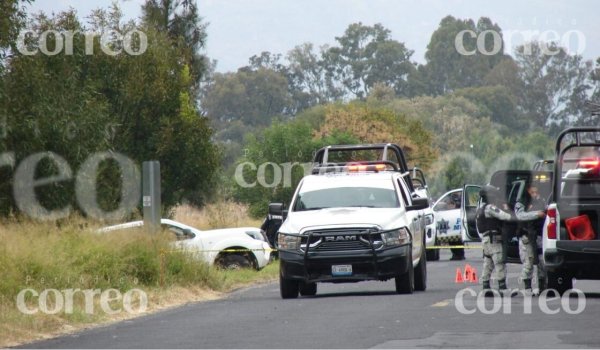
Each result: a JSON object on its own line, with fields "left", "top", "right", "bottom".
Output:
{"left": 461, "top": 185, "right": 482, "bottom": 242}
{"left": 488, "top": 170, "right": 553, "bottom": 263}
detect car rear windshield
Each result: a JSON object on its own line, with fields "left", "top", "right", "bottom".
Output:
{"left": 293, "top": 186, "right": 400, "bottom": 211}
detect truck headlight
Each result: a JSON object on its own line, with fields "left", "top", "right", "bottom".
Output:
{"left": 425, "top": 214, "right": 434, "bottom": 226}
{"left": 381, "top": 228, "right": 411, "bottom": 247}
{"left": 278, "top": 233, "right": 301, "bottom": 250}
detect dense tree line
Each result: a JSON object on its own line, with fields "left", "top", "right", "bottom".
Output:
{"left": 210, "top": 17, "right": 599, "bottom": 214}
{"left": 2, "top": 2, "right": 599, "bottom": 219}
{"left": 0, "top": 1, "right": 219, "bottom": 218}
{"left": 204, "top": 17, "right": 599, "bottom": 146}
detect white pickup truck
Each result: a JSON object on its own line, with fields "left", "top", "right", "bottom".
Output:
{"left": 272, "top": 144, "right": 429, "bottom": 298}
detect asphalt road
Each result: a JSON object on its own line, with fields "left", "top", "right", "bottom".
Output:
{"left": 23, "top": 248, "right": 600, "bottom": 349}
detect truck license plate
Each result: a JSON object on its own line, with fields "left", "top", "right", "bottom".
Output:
{"left": 332, "top": 265, "right": 352, "bottom": 276}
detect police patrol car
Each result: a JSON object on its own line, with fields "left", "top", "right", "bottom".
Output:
{"left": 432, "top": 188, "right": 464, "bottom": 246}
{"left": 270, "top": 144, "right": 429, "bottom": 298}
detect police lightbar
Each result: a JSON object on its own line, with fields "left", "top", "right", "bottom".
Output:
{"left": 577, "top": 158, "right": 600, "bottom": 169}
{"left": 347, "top": 163, "right": 387, "bottom": 172}
{"left": 311, "top": 161, "right": 398, "bottom": 175}
{"left": 575, "top": 157, "right": 600, "bottom": 177}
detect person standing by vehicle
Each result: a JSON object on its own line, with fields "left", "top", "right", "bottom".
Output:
{"left": 447, "top": 193, "right": 465, "bottom": 261}
{"left": 260, "top": 212, "right": 283, "bottom": 256}
{"left": 515, "top": 183, "right": 546, "bottom": 295}
{"left": 478, "top": 185, "right": 514, "bottom": 294}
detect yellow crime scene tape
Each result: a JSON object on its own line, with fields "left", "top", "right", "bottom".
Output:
{"left": 159, "top": 245, "right": 482, "bottom": 254}
{"left": 426, "top": 245, "right": 482, "bottom": 249}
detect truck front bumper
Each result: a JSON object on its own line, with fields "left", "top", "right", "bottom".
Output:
{"left": 279, "top": 244, "right": 411, "bottom": 283}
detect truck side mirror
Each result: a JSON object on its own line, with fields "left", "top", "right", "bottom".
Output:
{"left": 268, "top": 203, "right": 284, "bottom": 217}
{"left": 406, "top": 197, "right": 429, "bottom": 211}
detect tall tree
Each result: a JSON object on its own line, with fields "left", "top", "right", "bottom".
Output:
{"left": 142, "top": 0, "right": 208, "bottom": 94}
{"left": 202, "top": 68, "right": 293, "bottom": 132}
{"left": 515, "top": 41, "right": 593, "bottom": 130}
{"left": 323, "top": 22, "right": 416, "bottom": 99}
{"left": 592, "top": 57, "right": 600, "bottom": 103}
{"left": 286, "top": 43, "right": 343, "bottom": 111}
{"left": 1, "top": 0, "right": 33, "bottom": 83}
{"left": 421, "top": 16, "right": 508, "bottom": 95}
{"left": 483, "top": 57, "right": 524, "bottom": 95}
{"left": 247, "top": 51, "right": 286, "bottom": 72}
{"left": 1, "top": 6, "right": 219, "bottom": 216}
{"left": 0, "top": 0, "right": 32, "bottom": 64}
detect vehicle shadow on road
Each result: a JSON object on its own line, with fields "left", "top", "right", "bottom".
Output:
{"left": 580, "top": 292, "right": 600, "bottom": 299}
{"left": 304, "top": 291, "right": 410, "bottom": 299}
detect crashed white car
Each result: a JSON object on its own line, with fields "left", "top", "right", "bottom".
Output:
{"left": 99, "top": 219, "right": 271, "bottom": 270}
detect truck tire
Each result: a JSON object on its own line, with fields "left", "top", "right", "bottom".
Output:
{"left": 414, "top": 248, "right": 427, "bottom": 292}
{"left": 280, "top": 275, "right": 299, "bottom": 299}
{"left": 546, "top": 270, "right": 573, "bottom": 296}
{"left": 395, "top": 250, "right": 414, "bottom": 294}
{"left": 426, "top": 240, "right": 440, "bottom": 261}
{"left": 299, "top": 282, "right": 317, "bottom": 296}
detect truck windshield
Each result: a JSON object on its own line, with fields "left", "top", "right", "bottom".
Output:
{"left": 293, "top": 186, "right": 400, "bottom": 211}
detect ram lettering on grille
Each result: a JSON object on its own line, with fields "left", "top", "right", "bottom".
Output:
{"left": 324, "top": 235, "right": 357, "bottom": 242}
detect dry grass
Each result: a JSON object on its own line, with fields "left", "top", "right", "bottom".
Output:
{"left": 0, "top": 202, "right": 277, "bottom": 348}
{"left": 173, "top": 201, "right": 262, "bottom": 230}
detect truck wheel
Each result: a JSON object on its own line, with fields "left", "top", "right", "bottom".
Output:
{"left": 280, "top": 275, "right": 299, "bottom": 299}
{"left": 299, "top": 282, "right": 317, "bottom": 296}
{"left": 395, "top": 250, "right": 414, "bottom": 294}
{"left": 546, "top": 270, "right": 573, "bottom": 296}
{"left": 426, "top": 240, "right": 440, "bottom": 261}
{"left": 414, "top": 248, "right": 427, "bottom": 292}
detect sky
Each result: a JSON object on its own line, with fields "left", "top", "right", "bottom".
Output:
{"left": 28, "top": 0, "right": 600, "bottom": 72}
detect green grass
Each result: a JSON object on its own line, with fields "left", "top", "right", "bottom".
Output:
{"left": 0, "top": 218, "right": 278, "bottom": 347}
{"left": 220, "top": 261, "right": 279, "bottom": 290}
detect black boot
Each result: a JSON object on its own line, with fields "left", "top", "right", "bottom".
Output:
{"left": 538, "top": 278, "right": 546, "bottom": 292}
{"left": 482, "top": 280, "right": 494, "bottom": 297}
{"left": 522, "top": 279, "right": 533, "bottom": 296}
{"left": 499, "top": 279, "right": 517, "bottom": 297}
{"left": 498, "top": 279, "right": 508, "bottom": 291}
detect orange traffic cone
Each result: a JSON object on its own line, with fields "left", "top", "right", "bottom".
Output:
{"left": 464, "top": 264, "right": 473, "bottom": 282}
{"left": 471, "top": 268, "right": 478, "bottom": 283}
{"left": 455, "top": 267, "right": 464, "bottom": 283}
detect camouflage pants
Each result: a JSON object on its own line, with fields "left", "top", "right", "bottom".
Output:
{"left": 481, "top": 235, "right": 506, "bottom": 283}
{"left": 519, "top": 235, "right": 544, "bottom": 281}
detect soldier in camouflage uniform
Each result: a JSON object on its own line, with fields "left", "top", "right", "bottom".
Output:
{"left": 478, "top": 185, "right": 514, "bottom": 293}
{"left": 515, "top": 183, "right": 546, "bottom": 294}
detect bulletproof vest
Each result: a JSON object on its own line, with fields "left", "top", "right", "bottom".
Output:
{"left": 476, "top": 204, "right": 502, "bottom": 234}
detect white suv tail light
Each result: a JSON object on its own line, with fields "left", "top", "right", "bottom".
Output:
{"left": 547, "top": 207, "right": 557, "bottom": 240}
